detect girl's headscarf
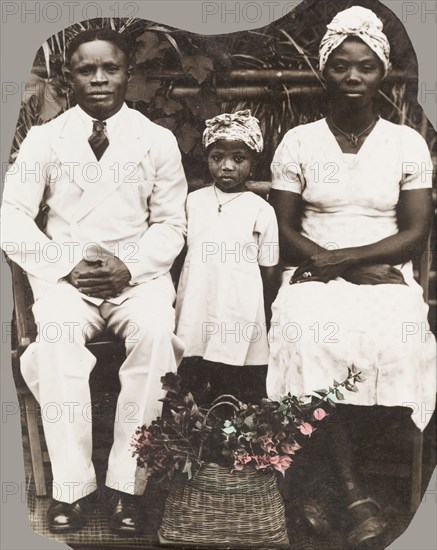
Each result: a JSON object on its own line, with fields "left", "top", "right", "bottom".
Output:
{"left": 202, "top": 110, "right": 264, "bottom": 153}
{"left": 319, "top": 6, "right": 391, "bottom": 74}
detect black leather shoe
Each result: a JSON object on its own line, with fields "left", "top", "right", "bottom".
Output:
{"left": 300, "top": 498, "right": 332, "bottom": 536}
{"left": 47, "top": 492, "right": 97, "bottom": 533}
{"left": 105, "top": 488, "right": 141, "bottom": 536}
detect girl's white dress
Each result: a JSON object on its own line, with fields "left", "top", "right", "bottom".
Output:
{"left": 176, "top": 186, "right": 279, "bottom": 366}
{"left": 267, "top": 118, "right": 436, "bottom": 430}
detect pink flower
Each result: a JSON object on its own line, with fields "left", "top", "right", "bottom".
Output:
{"left": 313, "top": 408, "right": 329, "bottom": 421}
{"left": 258, "top": 433, "right": 277, "bottom": 453}
{"left": 270, "top": 454, "right": 293, "bottom": 474}
{"left": 131, "top": 432, "right": 142, "bottom": 448}
{"left": 131, "top": 429, "right": 152, "bottom": 450}
{"left": 281, "top": 441, "right": 302, "bottom": 455}
{"left": 298, "top": 422, "right": 315, "bottom": 436}
{"left": 233, "top": 451, "right": 253, "bottom": 471}
{"left": 253, "top": 454, "right": 271, "bottom": 470}
{"left": 253, "top": 454, "right": 293, "bottom": 474}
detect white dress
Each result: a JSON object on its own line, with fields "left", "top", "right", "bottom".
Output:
{"left": 267, "top": 118, "right": 436, "bottom": 430}
{"left": 176, "top": 186, "right": 279, "bottom": 366}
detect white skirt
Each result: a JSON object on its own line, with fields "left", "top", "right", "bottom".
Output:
{"left": 267, "top": 270, "right": 436, "bottom": 430}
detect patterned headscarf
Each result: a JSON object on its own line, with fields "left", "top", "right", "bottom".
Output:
{"left": 202, "top": 110, "right": 264, "bottom": 153}
{"left": 319, "top": 6, "right": 391, "bottom": 74}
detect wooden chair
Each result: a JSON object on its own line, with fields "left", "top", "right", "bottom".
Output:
{"left": 9, "top": 259, "right": 126, "bottom": 497}
{"left": 410, "top": 233, "right": 433, "bottom": 512}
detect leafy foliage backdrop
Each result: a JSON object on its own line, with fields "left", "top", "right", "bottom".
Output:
{"left": 12, "top": 0, "right": 436, "bottom": 183}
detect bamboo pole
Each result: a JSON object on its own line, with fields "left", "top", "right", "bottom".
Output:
{"left": 231, "top": 69, "right": 417, "bottom": 82}
{"left": 171, "top": 86, "right": 322, "bottom": 99}
{"left": 31, "top": 66, "right": 417, "bottom": 84}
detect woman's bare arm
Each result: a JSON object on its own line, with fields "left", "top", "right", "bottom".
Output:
{"left": 268, "top": 189, "right": 325, "bottom": 265}
{"left": 270, "top": 188, "right": 433, "bottom": 283}
{"left": 260, "top": 265, "right": 280, "bottom": 330}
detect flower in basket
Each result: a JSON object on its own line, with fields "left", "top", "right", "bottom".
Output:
{"left": 131, "top": 366, "right": 363, "bottom": 480}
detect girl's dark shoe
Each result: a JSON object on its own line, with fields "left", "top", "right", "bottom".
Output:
{"left": 300, "top": 498, "right": 332, "bottom": 536}
{"left": 346, "top": 497, "right": 387, "bottom": 549}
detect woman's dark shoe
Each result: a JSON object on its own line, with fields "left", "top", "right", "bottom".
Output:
{"left": 47, "top": 491, "right": 97, "bottom": 533}
{"left": 346, "top": 497, "right": 387, "bottom": 549}
{"left": 105, "top": 488, "right": 141, "bottom": 536}
{"left": 300, "top": 498, "right": 332, "bottom": 536}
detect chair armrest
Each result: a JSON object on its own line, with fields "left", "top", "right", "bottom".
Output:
{"left": 8, "top": 259, "right": 37, "bottom": 353}
{"left": 419, "top": 233, "right": 432, "bottom": 304}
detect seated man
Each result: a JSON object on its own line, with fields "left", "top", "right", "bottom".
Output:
{"left": 1, "top": 28, "right": 187, "bottom": 535}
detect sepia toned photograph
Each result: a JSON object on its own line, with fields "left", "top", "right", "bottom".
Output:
{"left": 1, "top": 0, "right": 435, "bottom": 549}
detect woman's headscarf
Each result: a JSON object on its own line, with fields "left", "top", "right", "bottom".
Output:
{"left": 319, "top": 6, "right": 391, "bottom": 74}
{"left": 202, "top": 110, "right": 264, "bottom": 153}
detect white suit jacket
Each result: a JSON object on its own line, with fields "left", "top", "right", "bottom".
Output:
{"left": 1, "top": 103, "right": 187, "bottom": 304}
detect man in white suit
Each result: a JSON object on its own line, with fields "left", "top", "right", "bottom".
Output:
{"left": 1, "top": 28, "right": 187, "bottom": 534}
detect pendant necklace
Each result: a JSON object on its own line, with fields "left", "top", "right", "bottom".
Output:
{"left": 330, "top": 116, "right": 379, "bottom": 147}
{"left": 213, "top": 184, "right": 245, "bottom": 214}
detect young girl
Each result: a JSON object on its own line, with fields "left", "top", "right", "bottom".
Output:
{"left": 175, "top": 110, "right": 279, "bottom": 404}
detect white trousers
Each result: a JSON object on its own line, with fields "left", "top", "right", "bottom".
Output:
{"left": 20, "top": 276, "right": 185, "bottom": 503}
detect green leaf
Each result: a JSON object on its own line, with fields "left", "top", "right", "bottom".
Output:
{"left": 39, "top": 80, "right": 67, "bottom": 122}
{"left": 174, "top": 122, "right": 201, "bottom": 154}
{"left": 153, "top": 117, "right": 177, "bottom": 130}
{"left": 335, "top": 389, "right": 345, "bottom": 401}
{"left": 155, "top": 95, "right": 183, "bottom": 115}
{"left": 164, "top": 32, "right": 183, "bottom": 60}
{"left": 126, "top": 74, "right": 161, "bottom": 103}
{"left": 24, "top": 74, "right": 66, "bottom": 122}
{"left": 222, "top": 425, "right": 236, "bottom": 435}
{"left": 192, "top": 143, "right": 204, "bottom": 158}
{"left": 345, "top": 381, "right": 359, "bottom": 393}
{"left": 135, "top": 31, "right": 170, "bottom": 63}
{"left": 181, "top": 458, "right": 192, "bottom": 480}
{"left": 184, "top": 92, "right": 222, "bottom": 120}
{"left": 182, "top": 55, "right": 214, "bottom": 83}
{"left": 243, "top": 414, "right": 255, "bottom": 430}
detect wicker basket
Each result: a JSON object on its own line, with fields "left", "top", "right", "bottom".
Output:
{"left": 158, "top": 462, "right": 290, "bottom": 549}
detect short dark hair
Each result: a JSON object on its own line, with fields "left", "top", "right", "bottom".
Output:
{"left": 66, "top": 28, "right": 132, "bottom": 66}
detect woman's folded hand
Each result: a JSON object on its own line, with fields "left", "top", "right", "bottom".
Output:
{"left": 342, "top": 264, "right": 407, "bottom": 285}
{"left": 291, "top": 250, "right": 355, "bottom": 284}
{"left": 291, "top": 251, "right": 406, "bottom": 286}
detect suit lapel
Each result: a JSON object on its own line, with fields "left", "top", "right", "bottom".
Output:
{"left": 52, "top": 107, "right": 96, "bottom": 191}
{"left": 53, "top": 105, "right": 153, "bottom": 222}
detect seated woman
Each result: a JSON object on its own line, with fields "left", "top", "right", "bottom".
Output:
{"left": 267, "top": 6, "right": 436, "bottom": 548}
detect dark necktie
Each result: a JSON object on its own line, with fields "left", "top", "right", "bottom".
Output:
{"left": 88, "top": 120, "right": 109, "bottom": 161}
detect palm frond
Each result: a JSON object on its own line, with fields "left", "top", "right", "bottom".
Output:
{"left": 279, "top": 29, "right": 324, "bottom": 87}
